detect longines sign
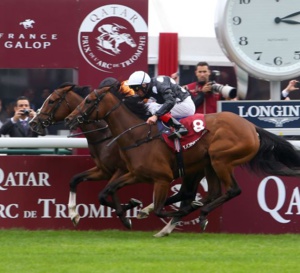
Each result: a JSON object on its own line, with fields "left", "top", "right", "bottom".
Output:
{"left": 218, "top": 100, "right": 300, "bottom": 135}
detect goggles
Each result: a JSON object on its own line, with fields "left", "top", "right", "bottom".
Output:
{"left": 129, "top": 85, "right": 142, "bottom": 92}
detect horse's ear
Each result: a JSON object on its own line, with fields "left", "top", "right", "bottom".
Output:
{"left": 59, "top": 82, "right": 76, "bottom": 89}
{"left": 98, "top": 77, "right": 120, "bottom": 89}
{"left": 74, "top": 85, "right": 91, "bottom": 97}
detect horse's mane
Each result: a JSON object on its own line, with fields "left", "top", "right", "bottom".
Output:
{"left": 109, "top": 88, "right": 151, "bottom": 121}
{"left": 58, "top": 82, "right": 91, "bottom": 98}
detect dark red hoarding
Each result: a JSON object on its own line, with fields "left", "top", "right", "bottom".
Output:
{"left": 0, "top": 0, "right": 148, "bottom": 88}
{"left": 0, "top": 156, "right": 221, "bottom": 233}
{"left": 0, "top": 156, "right": 299, "bottom": 234}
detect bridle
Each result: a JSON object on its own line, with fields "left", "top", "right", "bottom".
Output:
{"left": 37, "top": 88, "right": 73, "bottom": 128}
{"left": 75, "top": 89, "right": 122, "bottom": 124}
{"left": 73, "top": 89, "right": 160, "bottom": 150}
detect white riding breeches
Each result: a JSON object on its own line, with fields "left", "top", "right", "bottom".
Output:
{"left": 146, "top": 96, "right": 195, "bottom": 118}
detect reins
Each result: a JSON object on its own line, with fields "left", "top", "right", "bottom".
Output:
{"left": 68, "top": 124, "right": 109, "bottom": 137}
{"left": 67, "top": 124, "right": 113, "bottom": 145}
{"left": 106, "top": 122, "right": 161, "bottom": 150}
{"left": 78, "top": 90, "right": 161, "bottom": 150}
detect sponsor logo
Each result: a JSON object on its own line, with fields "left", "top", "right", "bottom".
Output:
{"left": 0, "top": 199, "right": 139, "bottom": 219}
{"left": 19, "top": 19, "right": 35, "bottom": 29}
{"left": 257, "top": 176, "right": 300, "bottom": 223}
{"left": 0, "top": 168, "right": 50, "bottom": 191}
{"left": 238, "top": 105, "right": 300, "bottom": 127}
{"left": 0, "top": 19, "right": 58, "bottom": 49}
{"left": 78, "top": 4, "right": 147, "bottom": 72}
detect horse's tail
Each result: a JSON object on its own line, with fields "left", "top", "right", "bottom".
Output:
{"left": 246, "top": 127, "right": 300, "bottom": 177}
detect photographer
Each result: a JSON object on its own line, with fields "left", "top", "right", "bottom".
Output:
{"left": 281, "top": 80, "right": 300, "bottom": 100}
{"left": 184, "top": 61, "right": 236, "bottom": 114}
{"left": 0, "top": 96, "right": 38, "bottom": 137}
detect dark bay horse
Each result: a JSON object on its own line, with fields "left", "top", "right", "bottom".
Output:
{"left": 29, "top": 83, "right": 143, "bottom": 228}
{"left": 65, "top": 86, "right": 300, "bottom": 231}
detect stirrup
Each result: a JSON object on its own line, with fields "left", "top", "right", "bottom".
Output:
{"left": 168, "top": 129, "right": 188, "bottom": 139}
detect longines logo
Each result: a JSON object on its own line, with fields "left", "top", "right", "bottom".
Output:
{"left": 238, "top": 105, "right": 300, "bottom": 127}
{"left": 78, "top": 4, "right": 147, "bottom": 73}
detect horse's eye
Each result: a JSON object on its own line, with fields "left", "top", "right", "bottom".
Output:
{"left": 48, "top": 100, "right": 54, "bottom": 105}
{"left": 85, "top": 99, "right": 91, "bottom": 104}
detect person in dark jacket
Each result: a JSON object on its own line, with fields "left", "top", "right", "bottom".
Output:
{"left": 127, "top": 71, "right": 195, "bottom": 139}
{"left": 0, "top": 96, "right": 38, "bottom": 137}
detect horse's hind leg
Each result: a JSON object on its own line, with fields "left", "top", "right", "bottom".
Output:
{"left": 154, "top": 172, "right": 204, "bottom": 237}
{"left": 199, "top": 165, "right": 222, "bottom": 231}
{"left": 200, "top": 170, "right": 241, "bottom": 226}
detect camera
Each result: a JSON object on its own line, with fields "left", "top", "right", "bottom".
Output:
{"left": 209, "top": 70, "right": 237, "bottom": 99}
{"left": 21, "top": 109, "right": 31, "bottom": 116}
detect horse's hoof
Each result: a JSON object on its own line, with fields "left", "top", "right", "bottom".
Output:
{"left": 120, "top": 217, "right": 132, "bottom": 229}
{"left": 171, "top": 217, "right": 181, "bottom": 225}
{"left": 200, "top": 219, "right": 208, "bottom": 231}
{"left": 153, "top": 231, "right": 170, "bottom": 238}
{"left": 129, "top": 198, "right": 142, "bottom": 207}
{"left": 136, "top": 210, "right": 149, "bottom": 219}
{"left": 71, "top": 214, "right": 80, "bottom": 227}
{"left": 191, "top": 200, "right": 203, "bottom": 209}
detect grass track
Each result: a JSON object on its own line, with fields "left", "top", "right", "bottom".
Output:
{"left": 0, "top": 229, "right": 300, "bottom": 273}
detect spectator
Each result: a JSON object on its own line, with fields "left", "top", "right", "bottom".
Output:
{"left": 0, "top": 96, "right": 38, "bottom": 137}
{"left": 0, "top": 99, "right": 3, "bottom": 128}
{"left": 36, "top": 88, "right": 51, "bottom": 109}
{"left": 184, "top": 62, "right": 223, "bottom": 114}
{"left": 0, "top": 100, "right": 14, "bottom": 124}
{"left": 127, "top": 71, "right": 195, "bottom": 139}
{"left": 171, "top": 72, "right": 180, "bottom": 84}
{"left": 281, "top": 80, "right": 299, "bottom": 100}
{"left": 22, "top": 88, "right": 37, "bottom": 110}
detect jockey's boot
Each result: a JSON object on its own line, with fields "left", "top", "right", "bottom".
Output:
{"left": 167, "top": 117, "right": 188, "bottom": 139}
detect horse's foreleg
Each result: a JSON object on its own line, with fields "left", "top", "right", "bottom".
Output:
{"left": 68, "top": 166, "right": 105, "bottom": 227}
{"left": 153, "top": 217, "right": 182, "bottom": 237}
{"left": 68, "top": 191, "right": 80, "bottom": 226}
{"left": 137, "top": 203, "right": 154, "bottom": 219}
{"left": 99, "top": 172, "right": 141, "bottom": 229}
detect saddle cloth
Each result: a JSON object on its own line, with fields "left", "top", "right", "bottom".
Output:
{"left": 160, "top": 114, "right": 208, "bottom": 152}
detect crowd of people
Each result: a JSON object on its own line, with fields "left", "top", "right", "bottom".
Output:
{"left": 0, "top": 62, "right": 298, "bottom": 140}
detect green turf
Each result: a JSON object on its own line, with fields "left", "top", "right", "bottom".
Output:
{"left": 0, "top": 229, "right": 299, "bottom": 273}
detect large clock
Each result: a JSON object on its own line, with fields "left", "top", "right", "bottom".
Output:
{"left": 215, "top": 0, "right": 300, "bottom": 81}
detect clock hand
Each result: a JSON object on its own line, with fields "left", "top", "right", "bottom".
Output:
{"left": 275, "top": 11, "right": 300, "bottom": 24}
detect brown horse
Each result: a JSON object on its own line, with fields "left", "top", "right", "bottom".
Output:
{"left": 65, "top": 86, "right": 300, "bottom": 231}
{"left": 29, "top": 83, "right": 143, "bottom": 228}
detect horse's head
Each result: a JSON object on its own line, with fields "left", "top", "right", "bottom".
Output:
{"left": 29, "top": 83, "right": 89, "bottom": 135}
{"left": 65, "top": 86, "right": 114, "bottom": 131}
{"left": 121, "top": 33, "right": 137, "bottom": 48}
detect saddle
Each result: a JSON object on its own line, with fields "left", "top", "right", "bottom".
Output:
{"left": 160, "top": 114, "right": 208, "bottom": 177}
{"left": 160, "top": 114, "right": 208, "bottom": 152}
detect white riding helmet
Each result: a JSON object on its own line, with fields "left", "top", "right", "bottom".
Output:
{"left": 127, "top": 71, "right": 151, "bottom": 86}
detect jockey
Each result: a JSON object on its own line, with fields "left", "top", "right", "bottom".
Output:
{"left": 127, "top": 71, "right": 195, "bottom": 139}
{"left": 97, "top": 77, "right": 134, "bottom": 97}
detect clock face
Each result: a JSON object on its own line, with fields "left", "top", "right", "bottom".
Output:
{"left": 215, "top": 0, "right": 300, "bottom": 81}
